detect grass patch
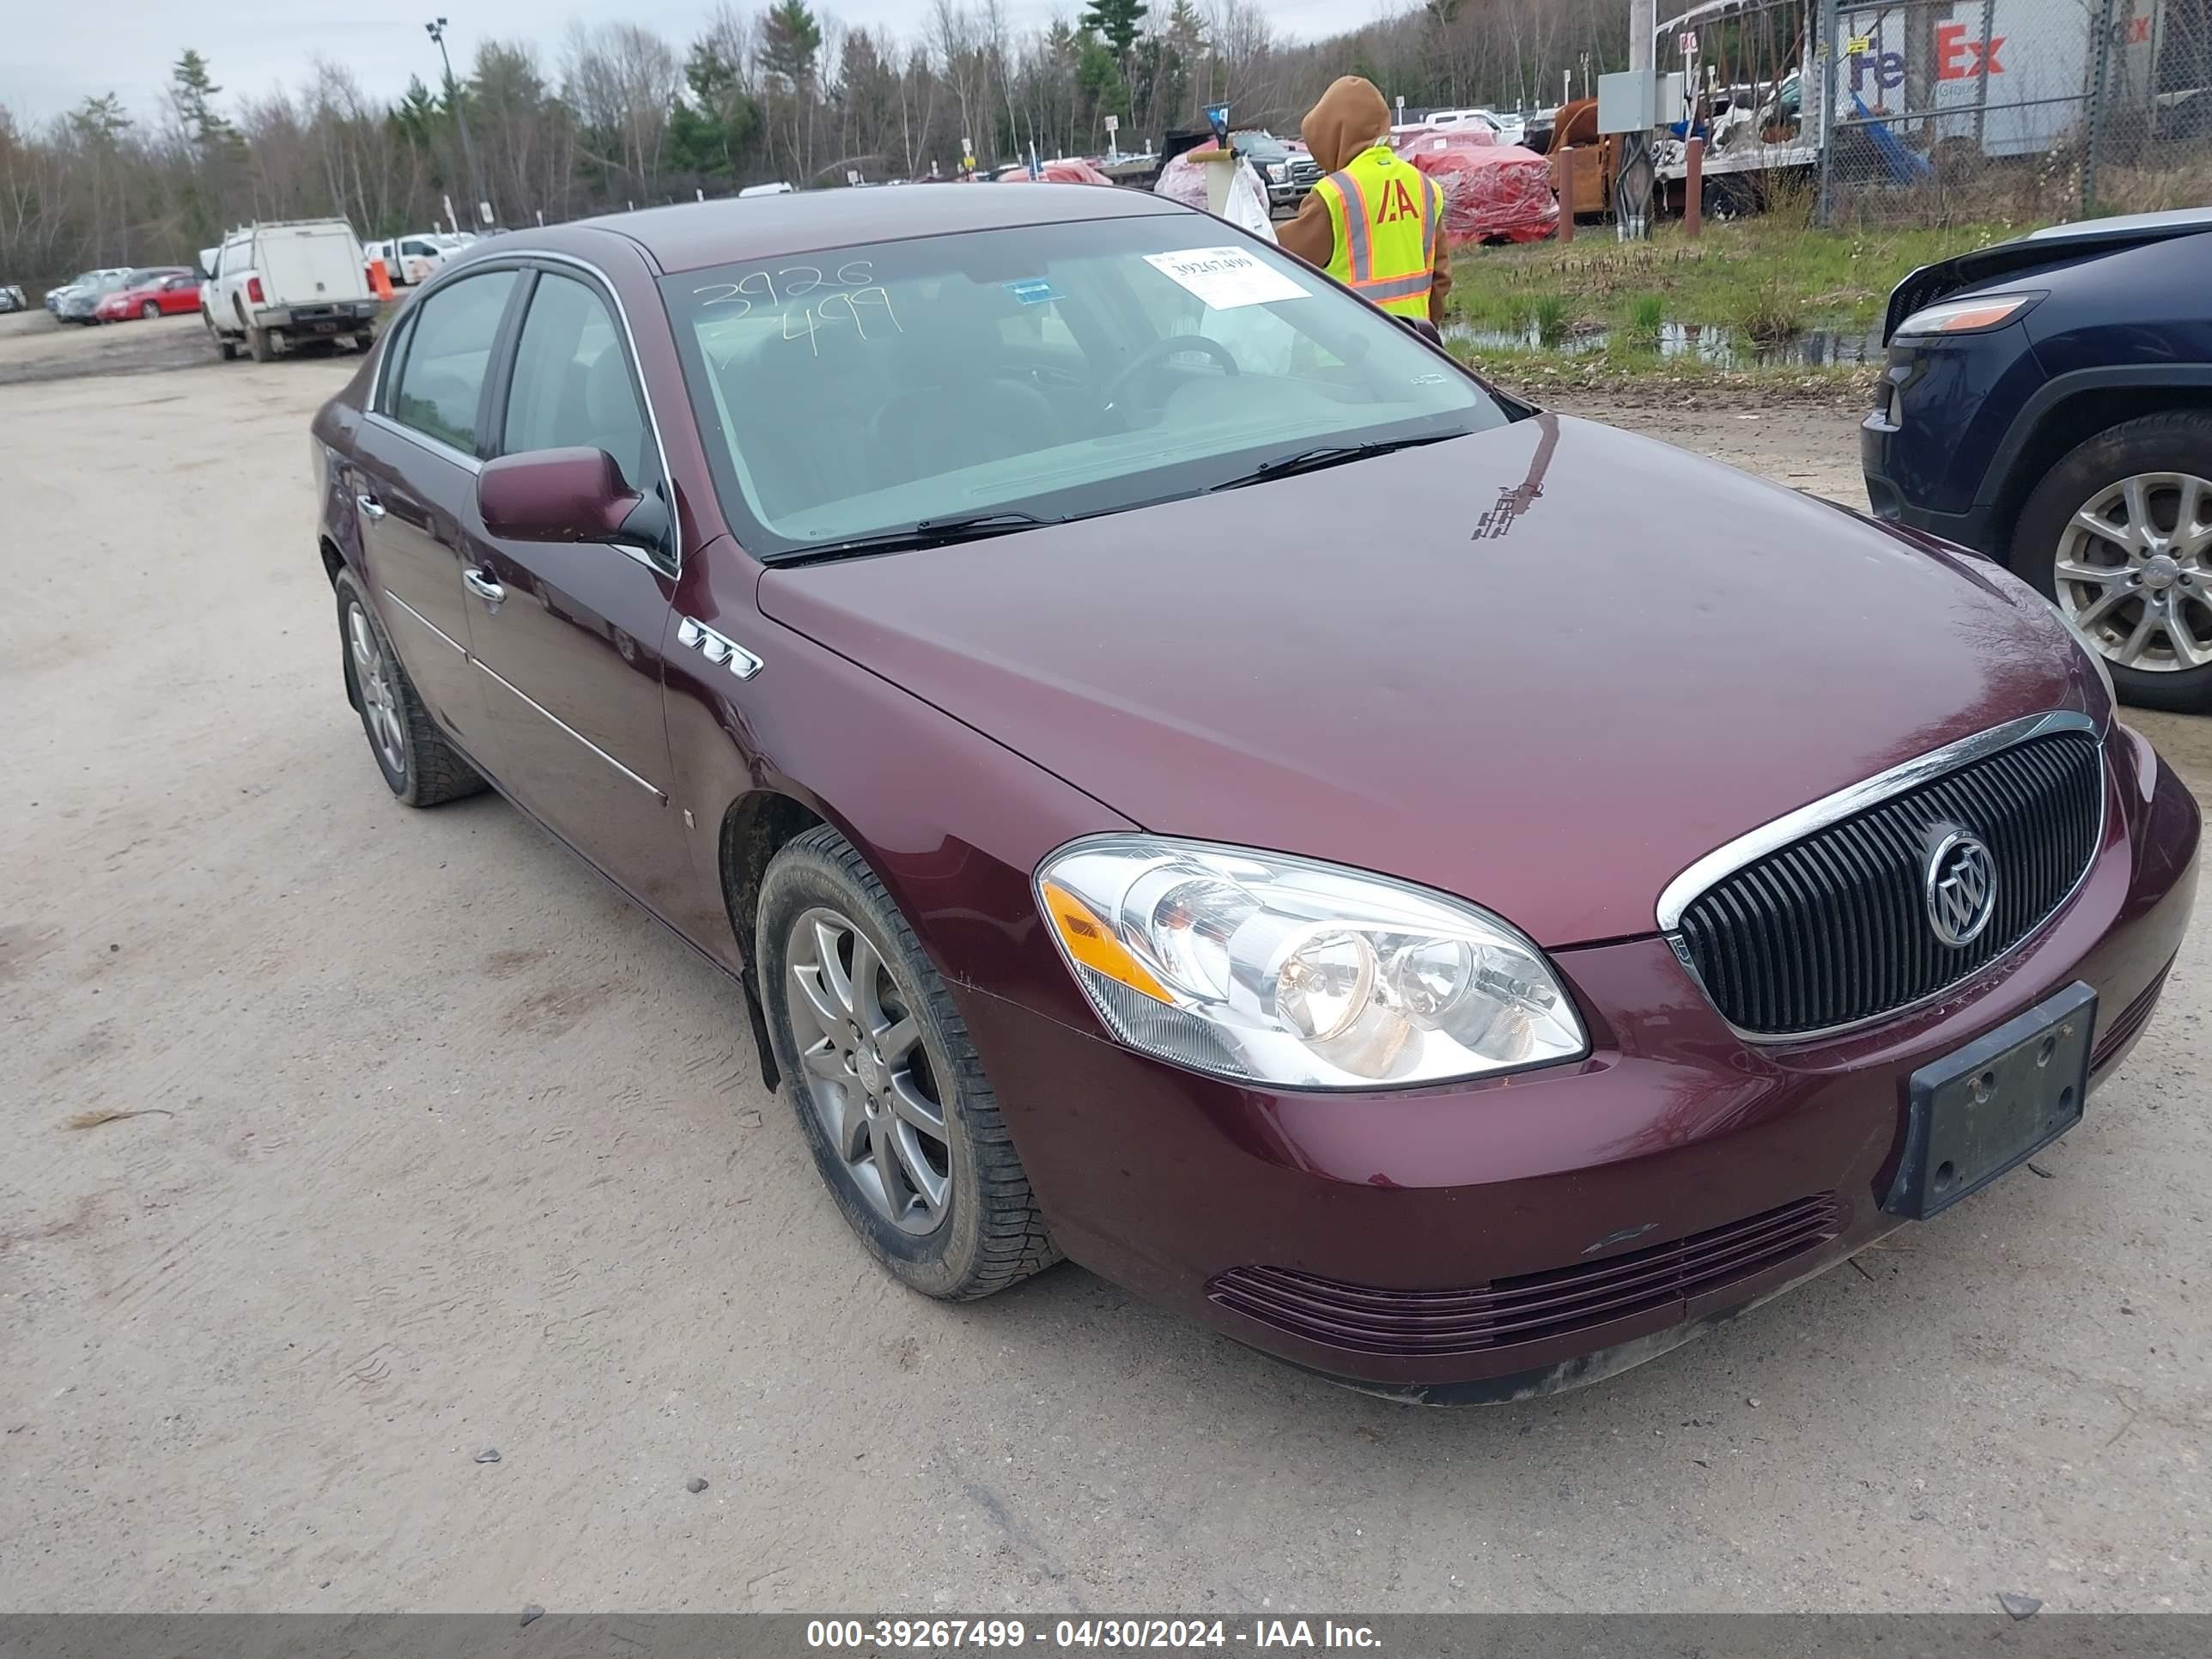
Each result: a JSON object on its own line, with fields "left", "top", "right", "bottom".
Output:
{"left": 1446, "top": 216, "right": 2026, "bottom": 338}
{"left": 1626, "top": 293, "right": 1664, "bottom": 335}
{"left": 1449, "top": 337, "right": 1875, "bottom": 401}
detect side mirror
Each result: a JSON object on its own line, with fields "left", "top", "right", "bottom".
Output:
{"left": 1395, "top": 313, "right": 1443, "bottom": 347}
{"left": 478, "top": 447, "right": 665, "bottom": 553}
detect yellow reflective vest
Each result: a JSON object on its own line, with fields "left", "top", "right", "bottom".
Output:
{"left": 1312, "top": 145, "right": 1443, "bottom": 319}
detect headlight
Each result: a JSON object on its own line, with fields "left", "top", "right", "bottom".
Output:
{"left": 1893, "top": 290, "right": 2042, "bottom": 337}
{"left": 1266, "top": 162, "right": 1287, "bottom": 181}
{"left": 1036, "top": 836, "right": 1587, "bottom": 1090}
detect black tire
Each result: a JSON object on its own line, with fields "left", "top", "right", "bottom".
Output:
{"left": 331, "top": 568, "right": 486, "bottom": 807}
{"left": 140, "top": 301, "right": 161, "bottom": 319}
{"left": 354, "top": 331, "right": 375, "bottom": 353}
{"left": 247, "top": 325, "right": 275, "bottom": 363}
{"left": 2012, "top": 410, "right": 2212, "bottom": 714}
{"left": 217, "top": 335, "right": 240, "bottom": 362}
{"left": 756, "top": 825, "right": 1058, "bottom": 1300}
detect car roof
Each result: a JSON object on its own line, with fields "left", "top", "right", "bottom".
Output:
{"left": 571, "top": 185, "right": 1182, "bottom": 274}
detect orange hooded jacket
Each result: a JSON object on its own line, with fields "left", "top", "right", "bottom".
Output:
{"left": 1275, "top": 76, "right": 1453, "bottom": 325}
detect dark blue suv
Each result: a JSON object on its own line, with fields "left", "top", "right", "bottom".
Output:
{"left": 1863, "top": 208, "right": 2212, "bottom": 712}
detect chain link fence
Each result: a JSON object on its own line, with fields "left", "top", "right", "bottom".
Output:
{"left": 1813, "top": 0, "right": 2212, "bottom": 224}
{"left": 1655, "top": 0, "right": 2209, "bottom": 226}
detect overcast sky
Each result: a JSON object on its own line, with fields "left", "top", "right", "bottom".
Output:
{"left": 0, "top": 2, "right": 1370, "bottom": 129}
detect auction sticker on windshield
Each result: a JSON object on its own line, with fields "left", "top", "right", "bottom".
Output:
{"left": 1142, "top": 247, "right": 1308, "bottom": 311}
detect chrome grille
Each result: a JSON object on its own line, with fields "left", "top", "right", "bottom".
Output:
{"left": 1672, "top": 726, "right": 2105, "bottom": 1037}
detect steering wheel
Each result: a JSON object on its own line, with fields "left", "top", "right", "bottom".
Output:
{"left": 1103, "top": 333, "right": 1241, "bottom": 416}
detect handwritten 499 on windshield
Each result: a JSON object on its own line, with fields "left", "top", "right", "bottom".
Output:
{"left": 692, "top": 260, "right": 905, "bottom": 356}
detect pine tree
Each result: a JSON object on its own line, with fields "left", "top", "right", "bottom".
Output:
{"left": 169, "top": 49, "right": 233, "bottom": 149}
{"left": 1081, "top": 0, "right": 1150, "bottom": 63}
{"left": 759, "top": 0, "right": 823, "bottom": 88}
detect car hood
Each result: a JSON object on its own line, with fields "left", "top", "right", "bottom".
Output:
{"left": 757, "top": 414, "right": 2092, "bottom": 948}
{"left": 1885, "top": 209, "right": 2212, "bottom": 338}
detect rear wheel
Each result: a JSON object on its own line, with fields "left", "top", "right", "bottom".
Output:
{"left": 2014, "top": 410, "right": 2212, "bottom": 713}
{"left": 756, "top": 826, "right": 1058, "bottom": 1300}
{"left": 331, "top": 568, "right": 486, "bottom": 806}
{"left": 247, "top": 325, "right": 276, "bottom": 363}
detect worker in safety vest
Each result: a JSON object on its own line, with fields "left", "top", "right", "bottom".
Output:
{"left": 1276, "top": 76, "right": 1450, "bottom": 326}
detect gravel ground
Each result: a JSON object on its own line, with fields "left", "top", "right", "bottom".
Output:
{"left": 3, "top": 330, "right": 2207, "bottom": 1614}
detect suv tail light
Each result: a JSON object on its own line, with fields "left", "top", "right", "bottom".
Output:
{"left": 246, "top": 276, "right": 264, "bottom": 305}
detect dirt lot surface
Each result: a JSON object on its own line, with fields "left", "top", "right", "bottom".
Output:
{"left": 0, "top": 309, "right": 216, "bottom": 386}
{"left": 3, "top": 327, "right": 2208, "bottom": 1614}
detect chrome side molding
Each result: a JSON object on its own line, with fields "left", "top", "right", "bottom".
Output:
{"left": 677, "top": 617, "right": 763, "bottom": 681}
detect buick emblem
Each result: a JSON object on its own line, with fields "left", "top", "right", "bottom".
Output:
{"left": 1924, "top": 829, "right": 1997, "bottom": 948}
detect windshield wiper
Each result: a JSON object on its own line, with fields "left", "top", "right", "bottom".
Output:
{"left": 1207, "top": 431, "right": 1464, "bottom": 492}
{"left": 771, "top": 511, "right": 1059, "bottom": 564}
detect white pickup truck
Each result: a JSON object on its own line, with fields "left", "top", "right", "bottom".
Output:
{"left": 206, "top": 219, "right": 381, "bottom": 362}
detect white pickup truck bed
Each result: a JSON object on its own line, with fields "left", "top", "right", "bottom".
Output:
{"left": 208, "top": 220, "right": 382, "bottom": 362}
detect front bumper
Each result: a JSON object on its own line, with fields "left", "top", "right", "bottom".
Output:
{"left": 961, "top": 742, "right": 2198, "bottom": 1397}
{"left": 1862, "top": 403, "right": 1996, "bottom": 549}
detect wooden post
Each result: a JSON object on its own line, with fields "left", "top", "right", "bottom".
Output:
{"left": 1685, "top": 137, "right": 1705, "bottom": 239}
{"left": 1553, "top": 144, "right": 1574, "bottom": 243}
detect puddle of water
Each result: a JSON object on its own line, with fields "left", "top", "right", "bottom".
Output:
{"left": 1447, "top": 319, "right": 1885, "bottom": 368}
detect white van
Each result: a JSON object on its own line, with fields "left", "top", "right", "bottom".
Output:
{"left": 206, "top": 219, "right": 380, "bottom": 362}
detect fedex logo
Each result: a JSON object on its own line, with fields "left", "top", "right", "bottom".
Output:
{"left": 1848, "top": 18, "right": 2012, "bottom": 94}
{"left": 1935, "top": 22, "right": 2006, "bottom": 79}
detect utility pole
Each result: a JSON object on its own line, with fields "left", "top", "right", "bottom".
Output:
{"left": 425, "top": 16, "right": 485, "bottom": 229}
{"left": 1619, "top": 0, "right": 1656, "bottom": 240}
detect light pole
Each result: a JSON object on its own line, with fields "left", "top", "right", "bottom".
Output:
{"left": 424, "top": 16, "right": 484, "bottom": 230}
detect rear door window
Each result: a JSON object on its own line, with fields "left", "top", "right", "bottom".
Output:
{"left": 391, "top": 270, "right": 520, "bottom": 455}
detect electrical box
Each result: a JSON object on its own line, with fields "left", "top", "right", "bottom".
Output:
{"left": 1596, "top": 70, "right": 1656, "bottom": 136}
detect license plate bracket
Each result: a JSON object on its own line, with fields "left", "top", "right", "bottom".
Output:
{"left": 1882, "top": 981, "right": 2096, "bottom": 1221}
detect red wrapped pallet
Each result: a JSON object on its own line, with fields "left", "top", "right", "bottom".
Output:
{"left": 1002, "top": 158, "right": 1115, "bottom": 185}
{"left": 1390, "top": 127, "right": 1559, "bottom": 247}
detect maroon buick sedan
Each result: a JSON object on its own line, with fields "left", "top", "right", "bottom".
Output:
{"left": 311, "top": 187, "right": 2198, "bottom": 1401}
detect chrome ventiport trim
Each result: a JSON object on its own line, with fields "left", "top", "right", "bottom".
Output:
{"left": 676, "top": 617, "right": 763, "bottom": 680}
{"left": 381, "top": 588, "right": 466, "bottom": 654}
{"left": 471, "top": 659, "right": 667, "bottom": 800}
{"left": 1654, "top": 710, "right": 2100, "bottom": 932}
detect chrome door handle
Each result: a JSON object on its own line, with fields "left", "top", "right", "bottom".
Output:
{"left": 462, "top": 568, "right": 506, "bottom": 606}
{"left": 356, "top": 493, "right": 386, "bottom": 520}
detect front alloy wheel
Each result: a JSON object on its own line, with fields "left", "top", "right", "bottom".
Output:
{"left": 2017, "top": 411, "right": 2212, "bottom": 713}
{"left": 2054, "top": 471, "right": 2212, "bottom": 675}
{"left": 755, "top": 825, "right": 1058, "bottom": 1299}
{"left": 785, "top": 906, "right": 951, "bottom": 1235}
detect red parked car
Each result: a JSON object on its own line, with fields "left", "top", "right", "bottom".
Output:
{"left": 94, "top": 267, "right": 199, "bottom": 321}
{"left": 309, "top": 189, "right": 2197, "bottom": 1401}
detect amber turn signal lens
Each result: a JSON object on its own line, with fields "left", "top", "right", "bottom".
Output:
{"left": 1040, "top": 880, "right": 1170, "bottom": 1004}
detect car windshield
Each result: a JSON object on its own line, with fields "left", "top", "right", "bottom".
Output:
{"left": 661, "top": 214, "right": 1508, "bottom": 558}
